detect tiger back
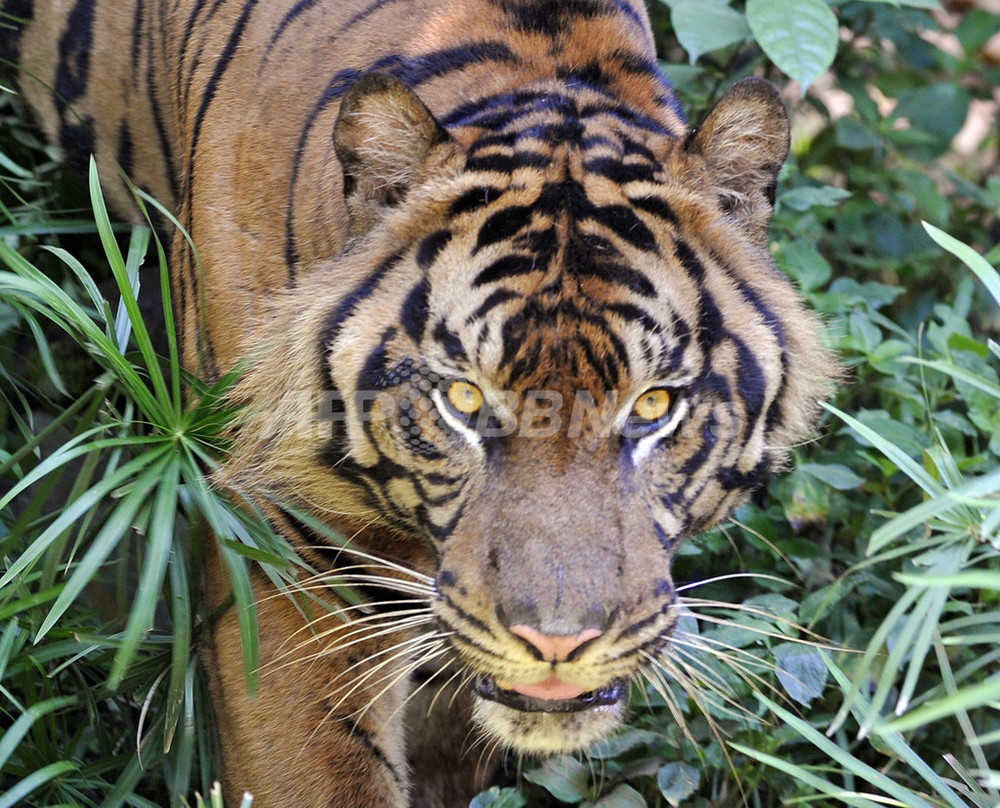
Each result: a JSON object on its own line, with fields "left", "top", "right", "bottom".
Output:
{"left": 8, "top": 1, "right": 837, "bottom": 805}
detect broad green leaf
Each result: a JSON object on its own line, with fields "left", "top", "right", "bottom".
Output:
{"left": 657, "top": 761, "right": 700, "bottom": 806}
{"left": 894, "top": 84, "right": 971, "bottom": 152}
{"left": 746, "top": 0, "right": 837, "bottom": 92}
{"left": 589, "top": 728, "right": 662, "bottom": 759}
{"left": 774, "top": 642, "right": 828, "bottom": 705}
{"left": 779, "top": 185, "right": 852, "bottom": 211}
{"left": 470, "top": 787, "right": 528, "bottom": 808}
{"left": 584, "top": 784, "right": 647, "bottom": 808}
{"left": 668, "top": 1, "right": 750, "bottom": 63}
{"left": 524, "top": 756, "right": 591, "bottom": 802}
{"left": 800, "top": 462, "right": 865, "bottom": 490}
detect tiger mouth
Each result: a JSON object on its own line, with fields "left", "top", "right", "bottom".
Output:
{"left": 475, "top": 676, "right": 626, "bottom": 714}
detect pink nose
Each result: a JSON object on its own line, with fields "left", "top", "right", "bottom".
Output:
{"left": 509, "top": 624, "right": 604, "bottom": 662}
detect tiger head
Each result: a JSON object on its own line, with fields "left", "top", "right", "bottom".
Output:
{"left": 224, "top": 73, "right": 834, "bottom": 755}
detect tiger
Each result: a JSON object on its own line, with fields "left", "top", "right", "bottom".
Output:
{"left": 5, "top": 0, "right": 837, "bottom": 805}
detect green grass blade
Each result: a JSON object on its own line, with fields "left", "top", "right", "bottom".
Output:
{"left": 218, "top": 541, "right": 261, "bottom": 694}
{"left": 0, "top": 761, "right": 79, "bottom": 808}
{"left": 19, "top": 306, "right": 69, "bottom": 396}
{"left": 36, "top": 449, "right": 173, "bottom": 640}
{"left": 826, "top": 657, "right": 970, "bottom": 808}
{"left": 108, "top": 456, "right": 180, "bottom": 689}
{"left": 823, "top": 403, "right": 943, "bottom": 506}
{"left": 728, "top": 743, "right": 889, "bottom": 808}
{"left": 0, "top": 695, "right": 77, "bottom": 769}
{"left": 164, "top": 537, "right": 193, "bottom": 754}
{"left": 900, "top": 357, "right": 1000, "bottom": 399}
{"left": 0, "top": 439, "right": 166, "bottom": 588}
{"left": 755, "top": 691, "right": 941, "bottom": 808}
{"left": 879, "top": 676, "right": 1000, "bottom": 735}
{"left": 923, "top": 222, "right": 1000, "bottom": 307}
{"left": 41, "top": 245, "right": 107, "bottom": 323}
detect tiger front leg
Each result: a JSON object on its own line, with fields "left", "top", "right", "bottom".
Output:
{"left": 204, "top": 560, "right": 413, "bottom": 808}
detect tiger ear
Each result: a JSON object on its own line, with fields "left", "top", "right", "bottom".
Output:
{"left": 684, "top": 77, "right": 790, "bottom": 244}
{"left": 333, "top": 73, "right": 454, "bottom": 234}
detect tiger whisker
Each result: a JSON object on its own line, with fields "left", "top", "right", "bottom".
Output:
{"left": 273, "top": 599, "right": 432, "bottom": 646}
{"left": 303, "top": 544, "right": 436, "bottom": 585}
{"left": 637, "top": 654, "right": 703, "bottom": 751}
{"left": 350, "top": 644, "right": 456, "bottom": 727}
{"left": 677, "top": 596, "right": 832, "bottom": 647}
{"left": 271, "top": 612, "right": 438, "bottom": 670}
{"left": 662, "top": 639, "right": 772, "bottom": 723}
{"left": 376, "top": 653, "right": 467, "bottom": 731}
{"left": 420, "top": 661, "right": 471, "bottom": 718}
{"left": 645, "top": 652, "right": 752, "bottom": 806}
{"left": 322, "top": 636, "right": 453, "bottom": 718}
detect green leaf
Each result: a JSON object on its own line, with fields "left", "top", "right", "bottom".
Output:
{"left": 109, "top": 457, "right": 180, "bottom": 689}
{"left": 751, "top": 691, "right": 945, "bottom": 808}
{"left": 779, "top": 185, "right": 852, "bottom": 212}
{"left": 524, "top": 757, "right": 591, "bottom": 802}
{"left": 583, "top": 784, "right": 647, "bottom": 808}
{"left": 589, "top": 728, "right": 662, "bottom": 759}
{"left": 746, "top": 0, "right": 837, "bottom": 92}
{"left": 894, "top": 84, "right": 971, "bottom": 152}
{"left": 800, "top": 462, "right": 865, "bottom": 490}
{"left": 880, "top": 675, "right": 1000, "bottom": 735}
{"left": 0, "top": 761, "right": 79, "bottom": 808}
{"left": 923, "top": 222, "right": 1000, "bottom": 308}
{"left": 0, "top": 696, "right": 77, "bottom": 770}
{"left": 668, "top": 0, "right": 750, "bottom": 63}
{"left": 657, "top": 761, "right": 700, "bottom": 806}
{"left": 773, "top": 642, "right": 828, "bottom": 705}
{"left": 470, "top": 787, "right": 529, "bottom": 808}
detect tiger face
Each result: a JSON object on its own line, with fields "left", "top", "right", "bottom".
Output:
{"left": 227, "top": 73, "right": 834, "bottom": 756}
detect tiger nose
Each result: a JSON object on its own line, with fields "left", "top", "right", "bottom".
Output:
{"left": 509, "top": 624, "right": 604, "bottom": 662}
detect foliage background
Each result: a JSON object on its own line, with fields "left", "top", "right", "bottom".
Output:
{"left": 1, "top": 0, "right": 999, "bottom": 806}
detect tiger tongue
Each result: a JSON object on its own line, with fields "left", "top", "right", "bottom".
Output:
{"left": 503, "top": 675, "right": 589, "bottom": 701}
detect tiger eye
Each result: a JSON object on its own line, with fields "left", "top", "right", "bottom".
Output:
{"left": 447, "top": 380, "right": 484, "bottom": 415}
{"left": 633, "top": 388, "right": 671, "bottom": 422}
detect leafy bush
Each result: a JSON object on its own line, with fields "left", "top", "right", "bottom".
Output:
{"left": 2, "top": 1, "right": 999, "bottom": 806}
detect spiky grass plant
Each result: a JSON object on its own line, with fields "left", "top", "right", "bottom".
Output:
{"left": 0, "top": 159, "right": 306, "bottom": 806}
{"left": 734, "top": 225, "right": 1000, "bottom": 808}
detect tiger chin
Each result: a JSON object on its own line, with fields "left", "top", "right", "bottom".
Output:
{"left": 10, "top": 0, "right": 839, "bottom": 805}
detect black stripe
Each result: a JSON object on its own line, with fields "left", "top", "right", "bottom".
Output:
{"left": 489, "top": 0, "right": 607, "bottom": 36}
{"left": 464, "top": 151, "right": 550, "bottom": 174}
{"left": 335, "top": 719, "right": 405, "bottom": 786}
{"left": 401, "top": 278, "right": 431, "bottom": 342}
{"left": 321, "top": 250, "right": 404, "bottom": 356}
{"left": 448, "top": 185, "right": 503, "bottom": 217}
{"left": 430, "top": 320, "right": 466, "bottom": 362}
{"left": 473, "top": 205, "right": 535, "bottom": 254}
{"left": 468, "top": 288, "right": 521, "bottom": 322}
{"left": 116, "top": 121, "right": 134, "bottom": 179}
{"left": 416, "top": 229, "right": 453, "bottom": 270}
{"left": 55, "top": 0, "right": 95, "bottom": 104}
{"left": 473, "top": 254, "right": 539, "bottom": 287}
{"left": 629, "top": 195, "right": 679, "bottom": 227}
